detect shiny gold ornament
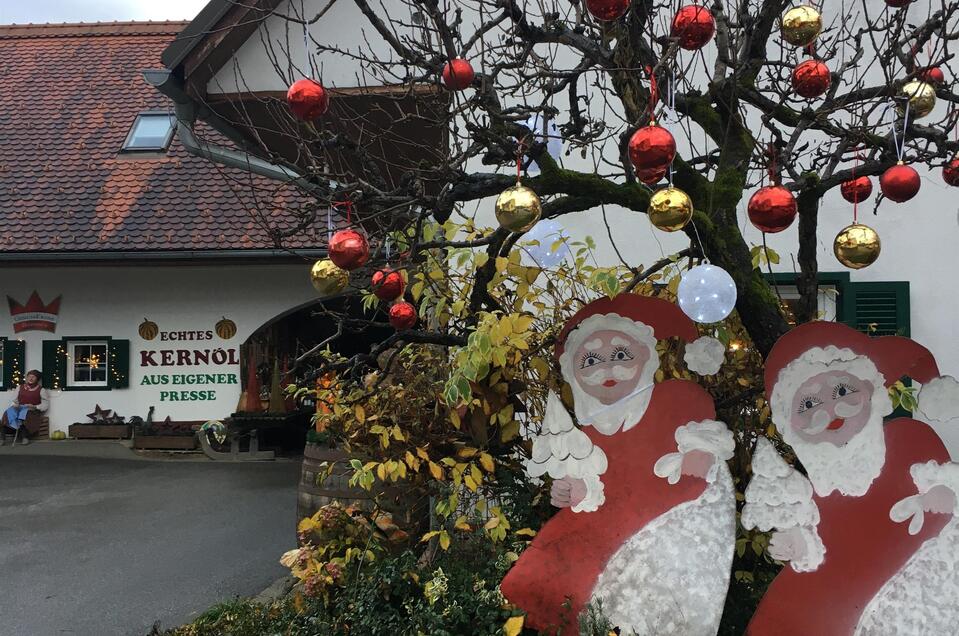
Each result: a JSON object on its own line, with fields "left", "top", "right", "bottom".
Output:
{"left": 648, "top": 186, "right": 693, "bottom": 232}
{"left": 834, "top": 224, "right": 881, "bottom": 269}
{"left": 495, "top": 183, "right": 542, "bottom": 232}
{"left": 310, "top": 259, "right": 349, "bottom": 296}
{"left": 781, "top": 5, "right": 822, "bottom": 47}
{"left": 898, "top": 80, "right": 937, "bottom": 119}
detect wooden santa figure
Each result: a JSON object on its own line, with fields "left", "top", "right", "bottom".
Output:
{"left": 500, "top": 295, "right": 735, "bottom": 635}
{"left": 742, "top": 321, "right": 959, "bottom": 635}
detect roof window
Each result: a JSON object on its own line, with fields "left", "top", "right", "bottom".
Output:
{"left": 121, "top": 112, "right": 175, "bottom": 152}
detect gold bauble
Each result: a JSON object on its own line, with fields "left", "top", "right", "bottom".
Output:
{"left": 898, "top": 80, "right": 937, "bottom": 119}
{"left": 834, "top": 223, "right": 881, "bottom": 269}
{"left": 781, "top": 5, "right": 822, "bottom": 47}
{"left": 648, "top": 186, "right": 693, "bottom": 232}
{"left": 495, "top": 183, "right": 542, "bottom": 232}
{"left": 310, "top": 259, "right": 349, "bottom": 296}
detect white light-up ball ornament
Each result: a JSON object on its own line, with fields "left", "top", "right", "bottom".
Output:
{"left": 521, "top": 219, "right": 570, "bottom": 268}
{"left": 677, "top": 263, "right": 737, "bottom": 323}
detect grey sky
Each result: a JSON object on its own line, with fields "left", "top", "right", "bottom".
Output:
{"left": 0, "top": 0, "right": 208, "bottom": 24}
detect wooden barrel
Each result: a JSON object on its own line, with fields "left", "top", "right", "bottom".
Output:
{"left": 297, "top": 444, "right": 427, "bottom": 535}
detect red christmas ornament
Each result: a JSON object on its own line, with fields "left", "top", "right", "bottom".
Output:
{"left": 670, "top": 5, "right": 716, "bottom": 51}
{"left": 585, "top": 0, "right": 629, "bottom": 21}
{"left": 840, "top": 176, "right": 873, "bottom": 203}
{"left": 885, "top": 0, "right": 913, "bottom": 7}
{"left": 921, "top": 67, "right": 945, "bottom": 85}
{"left": 791, "top": 60, "right": 831, "bottom": 98}
{"left": 747, "top": 186, "right": 798, "bottom": 233}
{"left": 628, "top": 125, "right": 676, "bottom": 173}
{"left": 286, "top": 79, "right": 329, "bottom": 121}
{"left": 371, "top": 268, "right": 405, "bottom": 301}
{"left": 328, "top": 229, "right": 370, "bottom": 270}
{"left": 880, "top": 163, "right": 921, "bottom": 202}
{"left": 943, "top": 158, "right": 959, "bottom": 186}
{"left": 388, "top": 302, "right": 417, "bottom": 330}
{"left": 442, "top": 58, "right": 475, "bottom": 91}
{"left": 636, "top": 166, "right": 667, "bottom": 186}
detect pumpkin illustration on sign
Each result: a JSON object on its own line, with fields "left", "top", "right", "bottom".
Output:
{"left": 139, "top": 318, "right": 159, "bottom": 340}
{"left": 216, "top": 317, "right": 237, "bottom": 339}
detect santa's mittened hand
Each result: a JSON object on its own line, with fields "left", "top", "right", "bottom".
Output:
{"left": 768, "top": 527, "right": 807, "bottom": 563}
{"left": 921, "top": 484, "right": 957, "bottom": 515}
{"left": 680, "top": 449, "right": 716, "bottom": 480}
{"left": 890, "top": 494, "right": 926, "bottom": 536}
{"left": 550, "top": 477, "right": 587, "bottom": 508}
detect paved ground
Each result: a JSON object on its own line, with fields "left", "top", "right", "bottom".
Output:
{"left": 0, "top": 448, "right": 300, "bottom": 636}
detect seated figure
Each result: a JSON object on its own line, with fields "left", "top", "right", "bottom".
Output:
{"left": 2, "top": 369, "right": 49, "bottom": 446}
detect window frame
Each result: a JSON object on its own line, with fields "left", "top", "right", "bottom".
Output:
{"left": 67, "top": 340, "right": 110, "bottom": 388}
{"left": 120, "top": 111, "right": 176, "bottom": 153}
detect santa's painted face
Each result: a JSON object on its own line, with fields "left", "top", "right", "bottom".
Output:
{"left": 571, "top": 329, "right": 651, "bottom": 405}
{"left": 789, "top": 371, "right": 874, "bottom": 446}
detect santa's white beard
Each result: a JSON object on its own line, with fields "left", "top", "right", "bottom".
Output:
{"left": 786, "top": 416, "right": 886, "bottom": 497}
{"left": 569, "top": 369, "right": 656, "bottom": 436}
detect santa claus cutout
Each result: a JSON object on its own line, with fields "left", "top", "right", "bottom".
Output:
{"left": 742, "top": 321, "right": 959, "bottom": 635}
{"left": 500, "top": 295, "right": 735, "bottom": 635}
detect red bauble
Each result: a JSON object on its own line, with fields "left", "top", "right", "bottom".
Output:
{"left": 585, "top": 0, "right": 629, "bottom": 21}
{"left": 388, "top": 302, "right": 417, "bottom": 330}
{"left": 286, "top": 79, "right": 329, "bottom": 120}
{"left": 885, "top": 0, "right": 913, "bottom": 7}
{"left": 840, "top": 176, "right": 873, "bottom": 203}
{"left": 628, "top": 125, "right": 676, "bottom": 173}
{"left": 943, "top": 159, "right": 959, "bottom": 187}
{"left": 328, "top": 229, "right": 370, "bottom": 270}
{"left": 747, "top": 186, "right": 798, "bottom": 233}
{"left": 791, "top": 60, "right": 831, "bottom": 98}
{"left": 880, "top": 163, "right": 921, "bottom": 202}
{"left": 922, "top": 67, "right": 946, "bottom": 85}
{"left": 371, "top": 268, "right": 405, "bottom": 301}
{"left": 442, "top": 58, "right": 475, "bottom": 91}
{"left": 636, "top": 166, "right": 667, "bottom": 185}
{"left": 670, "top": 5, "right": 716, "bottom": 51}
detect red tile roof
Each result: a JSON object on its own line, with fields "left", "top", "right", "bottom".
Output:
{"left": 0, "top": 22, "right": 320, "bottom": 257}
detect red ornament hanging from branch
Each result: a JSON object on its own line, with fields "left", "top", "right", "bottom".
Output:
{"left": 388, "top": 301, "right": 417, "bottom": 330}
{"left": 880, "top": 163, "right": 921, "bottom": 202}
{"left": 628, "top": 68, "right": 675, "bottom": 179}
{"left": 840, "top": 176, "right": 873, "bottom": 203}
{"left": 748, "top": 145, "right": 797, "bottom": 233}
{"left": 286, "top": 79, "right": 329, "bottom": 120}
{"left": 943, "top": 158, "right": 959, "bottom": 187}
{"left": 442, "top": 58, "right": 475, "bottom": 91}
{"left": 791, "top": 60, "right": 832, "bottom": 98}
{"left": 328, "top": 229, "right": 370, "bottom": 271}
{"left": 670, "top": 5, "right": 716, "bottom": 51}
{"left": 922, "top": 67, "right": 946, "bottom": 85}
{"left": 371, "top": 268, "right": 405, "bottom": 301}
{"left": 585, "top": 0, "right": 629, "bottom": 22}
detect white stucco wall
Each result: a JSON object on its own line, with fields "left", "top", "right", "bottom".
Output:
{"left": 204, "top": 0, "right": 959, "bottom": 379}
{"left": 0, "top": 262, "right": 320, "bottom": 434}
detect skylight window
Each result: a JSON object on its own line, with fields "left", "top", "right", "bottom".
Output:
{"left": 121, "top": 112, "right": 175, "bottom": 152}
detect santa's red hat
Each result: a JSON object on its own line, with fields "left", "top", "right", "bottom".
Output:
{"left": 764, "top": 321, "right": 940, "bottom": 401}
{"left": 556, "top": 294, "right": 698, "bottom": 359}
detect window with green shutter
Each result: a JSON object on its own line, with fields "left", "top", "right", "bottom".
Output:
{"left": 0, "top": 338, "right": 25, "bottom": 390}
{"left": 41, "top": 337, "right": 131, "bottom": 391}
{"left": 838, "top": 281, "right": 910, "bottom": 337}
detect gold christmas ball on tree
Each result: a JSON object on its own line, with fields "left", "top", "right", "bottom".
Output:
{"left": 648, "top": 186, "right": 693, "bottom": 232}
{"left": 898, "top": 80, "right": 937, "bottom": 119}
{"left": 781, "top": 5, "right": 822, "bottom": 47}
{"left": 495, "top": 183, "right": 542, "bottom": 232}
{"left": 310, "top": 259, "right": 349, "bottom": 296}
{"left": 834, "top": 224, "right": 881, "bottom": 269}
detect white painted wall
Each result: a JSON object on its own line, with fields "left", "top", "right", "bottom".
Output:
{"left": 0, "top": 263, "right": 320, "bottom": 434}
{"left": 205, "top": 0, "right": 959, "bottom": 378}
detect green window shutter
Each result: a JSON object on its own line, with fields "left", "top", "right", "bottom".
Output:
{"left": 2, "top": 340, "right": 25, "bottom": 389}
{"left": 109, "top": 339, "right": 130, "bottom": 389}
{"left": 839, "top": 281, "right": 910, "bottom": 337}
{"left": 42, "top": 339, "right": 66, "bottom": 391}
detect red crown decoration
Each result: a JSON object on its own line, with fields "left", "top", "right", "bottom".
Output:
{"left": 8, "top": 291, "right": 61, "bottom": 333}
